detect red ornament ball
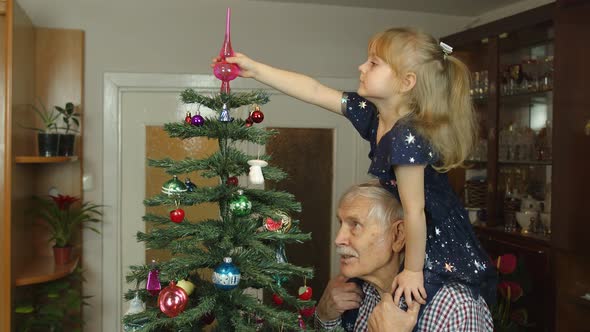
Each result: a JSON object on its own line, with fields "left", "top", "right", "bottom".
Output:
{"left": 272, "top": 293, "right": 284, "bottom": 306}
{"left": 184, "top": 112, "right": 192, "bottom": 124}
{"left": 251, "top": 110, "right": 264, "bottom": 123}
{"left": 226, "top": 176, "right": 239, "bottom": 186}
{"left": 300, "top": 306, "right": 316, "bottom": 318}
{"left": 245, "top": 116, "right": 254, "bottom": 127}
{"left": 158, "top": 281, "right": 188, "bottom": 318}
{"left": 264, "top": 217, "right": 282, "bottom": 232}
{"left": 170, "top": 208, "right": 185, "bottom": 223}
{"left": 201, "top": 312, "right": 215, "bottom": 325}
{"left": 298, "top": 285, "right": 313, "bottom": 301}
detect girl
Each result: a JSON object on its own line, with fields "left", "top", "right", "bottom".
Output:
{"left": 217, "top": 27, "right": 496, "bottom": 308}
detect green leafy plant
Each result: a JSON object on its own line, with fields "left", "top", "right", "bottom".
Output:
{"left": 15, "top": 268, "right": 90, "bottom": 332}
{"left": 34, "top": 194, "right": 102, "bottom": 248}
{"left": 21, "top": 98, "right": 60, "bottom": 133}
{"left": 55, "top": 102, "right": 80, "bottom": 135}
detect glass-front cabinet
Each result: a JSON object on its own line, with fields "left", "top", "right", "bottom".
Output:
{"left": 446, "top": 13, "right": 554, "bottom": 240}
{"left": 444, "top": 2, "right": 590, "bottom": 331}
{"left": 443, "top": 7, "right": 556, "bottom": 331}
{"left": 497, "top": 24, "right": 554, "bottom": 235}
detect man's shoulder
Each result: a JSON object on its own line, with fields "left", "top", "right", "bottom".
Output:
{"left": 417, "top": 283, "right": 493, "bottom": 332}
{"left": 439, "top": 282, "right": 479, "bottom": 305}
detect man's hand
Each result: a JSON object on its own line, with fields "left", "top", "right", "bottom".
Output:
{"left": 392, "top": 269, "right": 427, "bottom": 305}
{"left": 368, "top": 293, "right": 420, "bottom": 332}
{"left": 316, "top": 275, "right": 363, "bottom": 321}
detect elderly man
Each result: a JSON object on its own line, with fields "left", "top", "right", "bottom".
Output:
{"left": 315, "top": 182, "right": 493, "bottom": 331}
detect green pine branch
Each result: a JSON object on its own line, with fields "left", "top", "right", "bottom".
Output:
{"left": 144, "top": 186, "right": 301, "bottom": 216}
{"left": 148, "top": 150, "right": 287, "bottom": 181}
{"left": 180, "top": 89, "right": 270, "bottom": 110}
{"left": 164, "top": 120, "right": 275, "bottom": 145}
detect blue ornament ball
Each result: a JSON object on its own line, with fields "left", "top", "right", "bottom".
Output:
{"left": 184, "top": 178, "right": 197, "bottom": 192}
{"left": 212, "top": 257, "right": 241, "bottom": 290}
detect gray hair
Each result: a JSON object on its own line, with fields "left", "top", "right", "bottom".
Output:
{"left": 339, "top": 180, "right": 404, "bottom": 228}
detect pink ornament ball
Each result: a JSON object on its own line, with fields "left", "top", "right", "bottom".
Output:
{"left": 213, "top": 61, "right": 240, "bottom": 82}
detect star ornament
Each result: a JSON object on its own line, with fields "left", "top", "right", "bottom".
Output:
{"left": 405, "top": 133, "right": 415, "bottom": 144}
{"left": 444, "top": 262, "right": 455, "bottom": 272}
{"left": 359, "top": 101, "right": 367, "bottom": 109}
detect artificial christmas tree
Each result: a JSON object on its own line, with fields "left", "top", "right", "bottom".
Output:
{"left": 123, "top": 10, "right": 314, "bottom": 331}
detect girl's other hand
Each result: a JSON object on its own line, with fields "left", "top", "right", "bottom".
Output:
{"left": 211, "top": 53, "right": 258, "bottom": 78}
{"left": 391, "top": 269, "right": 427, "bottom": 306}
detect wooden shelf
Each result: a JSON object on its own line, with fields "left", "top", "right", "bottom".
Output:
{"left": 474, "top": 224, "right": 551, "bottom": 248}
{"left": 15, "top": 253, "right": 80, "bottom": 286}
{"left": 571, "top": 294, "right": 590, "bottom": 309}
{"left": 15, "top": 156, "right": 78, "bottom": 164}
{"left": 498, "top": 160, "right": 552, "bottom": 166}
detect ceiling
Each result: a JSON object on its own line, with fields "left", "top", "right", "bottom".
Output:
{"left": 249, "top": 0, "right": 522, "bottom": 16}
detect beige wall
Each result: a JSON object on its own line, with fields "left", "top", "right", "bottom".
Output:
{"left": 13, "top": 0, "right": 551, "bottom": 330}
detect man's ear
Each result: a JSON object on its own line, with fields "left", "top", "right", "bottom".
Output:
{"left": 390, "top": 219, "right": 406, "bottom": 253}
{"left": 400, "top": 72, "right": 416, "bottom": 93}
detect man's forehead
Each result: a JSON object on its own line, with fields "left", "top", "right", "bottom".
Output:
{"left": 337, "top": 198, "right": 372, "bottom": 219}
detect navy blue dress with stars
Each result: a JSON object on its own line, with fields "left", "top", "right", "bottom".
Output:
{"left": 342, "top": 92, "right": 497, "bottom": 307}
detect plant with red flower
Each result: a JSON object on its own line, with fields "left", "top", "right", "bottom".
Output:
{"left": 498, "top": 281, "right": 524, "bottom": 302}
{"left": 495, "top": 254, "right": 517, "bottom": 274}
{"left": 492, "top": 253, "right": 534, "bottom": 331}
{"left": 50, "top": 194, "right": 80, "bottom": 210}
{"left": 34, "top": 194, "right": 102, "bottom": 248}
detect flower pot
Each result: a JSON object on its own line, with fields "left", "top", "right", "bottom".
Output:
{"left": 38, "top": 133, "right": 60, "bottom": 157}
{"left": 53, "top": 246, "right": 72, "bottom": 265}
{"left": 58, "top": 134, "right": 76, "bottom": 156}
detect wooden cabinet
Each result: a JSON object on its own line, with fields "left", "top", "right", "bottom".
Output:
{"left": 443, "top": 2, "right": 590, "bottom": 330}
{"left": 1, "top": 0, "right": 85, "bottom": 330}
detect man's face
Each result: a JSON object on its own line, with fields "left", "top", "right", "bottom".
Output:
{"left": 335, "top": 196, "right": 395, "bottom": 281}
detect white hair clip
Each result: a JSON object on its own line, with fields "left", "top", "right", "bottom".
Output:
{"left": 439, "top": 41, "right": 453, "bottom": 59}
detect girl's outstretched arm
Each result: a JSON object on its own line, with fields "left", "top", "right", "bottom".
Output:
{"left": 216, "top": 53, "right": 344, "bottom": 114}
{"left": 391, "top": 165, "right": 428, "bottom": 306}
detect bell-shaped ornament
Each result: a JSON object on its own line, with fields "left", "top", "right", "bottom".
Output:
{"left": 248, "top": 159, "right": 268, "bottom": 185}
{"left": 219, "top": 103, "right": 233, "bottom": 122}
{"left": 125, "top": 292, "right": 146, "bottom": 315}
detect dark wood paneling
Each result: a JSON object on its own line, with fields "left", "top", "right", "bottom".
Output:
{"left": 442, "top": 4, "right": 554, "bottom": 47}
{"left": 552, "top": 0, "right": 590, "bottom": 254}
{"left": 267, "top": 128, "right": 333, "bottom": 303}
{"left": 552, "top": 1, "right": 590, "bottom": 330}
{"left": 486, "top": 37, "right": 500, "bottom": 226}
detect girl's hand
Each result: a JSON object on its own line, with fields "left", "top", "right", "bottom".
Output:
{"left": 391, "top": 269, "right": 427, "bottom": 306}
{"left": 210, "top": 52, "right": 259, "bottom": 78}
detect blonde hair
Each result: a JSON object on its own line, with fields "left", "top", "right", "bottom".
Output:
{"left": 339, "top": 180, "right": 404, "bottom": 228}
{"left": 368, "top": 27, "right": 477, "bottom": 171}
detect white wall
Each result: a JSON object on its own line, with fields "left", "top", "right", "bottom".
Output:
{"left": 23, "top": 0, "right": 565, "bottom": 330}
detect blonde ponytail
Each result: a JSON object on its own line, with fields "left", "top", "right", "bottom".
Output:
{"left": 368, "top": 28, "right": 477, "bottom": 172}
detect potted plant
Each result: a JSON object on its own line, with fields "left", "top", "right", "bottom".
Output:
{"left": 21, "top": 99, "right": 61, "bottom": 156}
{"left": 492, "top": 253, "right": 535, "bottom": 331}
{"left": 35, "top": 194, "right": 102, "bottom": 265}
{"left": 55, "top": 102, "right": 80, "bottom": 156}
{"left": 15, "top": 268, "right": 89, "bottom": 331}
